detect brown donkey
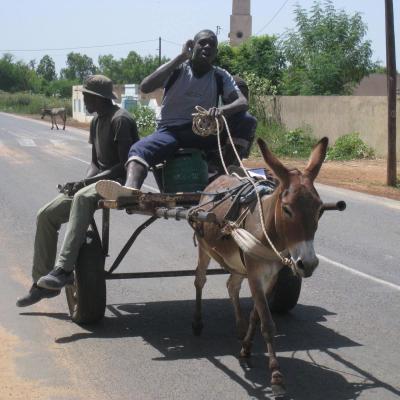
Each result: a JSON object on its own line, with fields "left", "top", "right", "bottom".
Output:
{"left": 191, "top": 137, "right": 328, "bottom": 395}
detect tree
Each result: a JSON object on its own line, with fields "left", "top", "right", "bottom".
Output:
{"left": 216, "top": 36, "right": 285, "bottom": 89}
{"left": 37, "top": 55, "right": 57, "bottom": 81}
{"left": 235, "top": 36, "right": 285, "bottom": 87}
{"left": 98, "top": 54, "right": 122, "bottom": 83}
{"left": 60, "top": 52, "right": 97, "bottom": 82}
{"left": 119, "top": 51, "right": 168, "bottom": 83}
{"left": 0, "top": 53, "right": 41, "bottom": 92}
{"left": 281, "top": 0, "right": 376, "bottom": 95}
{"left": 215, "top": 43, "right": 238, "bottom": 73}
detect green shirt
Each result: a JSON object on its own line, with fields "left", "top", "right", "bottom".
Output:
{"left": 89, "top": 106, "right": 138, "bottom": 174}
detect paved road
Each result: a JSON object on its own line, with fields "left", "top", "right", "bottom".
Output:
{"left": 0, "top": 112, "right": 399, "bottom": 400}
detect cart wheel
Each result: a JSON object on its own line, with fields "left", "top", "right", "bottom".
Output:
{"left": 65, "top": 230, "right": 106, "bottom": 324}
{"left": 268, "top": 267, "right": 302, "bottom": 313}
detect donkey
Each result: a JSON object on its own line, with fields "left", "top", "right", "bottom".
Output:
{"left": 191, "top": 137, "right": 328, "bottom": 395}
{"left": 40, "top": 107, "right": 66, "bottom": 130}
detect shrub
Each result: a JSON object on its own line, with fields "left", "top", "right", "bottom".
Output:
{"left": 131, "top": 104, "right": 156, "bottom": 137}
{"left": 254, "top": 122, "right": 318, "bottom": 158}
{"left": 242, "top": 72, "right": 279, "bottom": 125}
{"left": 327, "top": 132, "right": 375, "bottom": 160}
{"left": 0, "top": 91, "right": 71, "bottom": 115}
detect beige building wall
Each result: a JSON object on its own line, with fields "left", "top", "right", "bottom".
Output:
{"left": 272, "top": 96, "right": 400, "bottom": 157}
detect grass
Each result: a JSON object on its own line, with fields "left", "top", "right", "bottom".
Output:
{"left": 0, "top": 91, "right": 72, "bottom": 116}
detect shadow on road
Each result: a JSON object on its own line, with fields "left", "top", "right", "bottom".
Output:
{"left": 27, "top": 299, "right": 400, "bottom": 400}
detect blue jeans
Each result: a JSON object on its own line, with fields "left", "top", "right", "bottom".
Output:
{"left": 127, "top": 111, "right": 257, "bottom": 167}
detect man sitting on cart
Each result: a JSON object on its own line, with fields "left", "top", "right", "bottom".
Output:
{"left": 16, "top": 75, "right": 139, "bottom": 306}
{"left": 95, "top": 29, "right": 257, "bottom": 200}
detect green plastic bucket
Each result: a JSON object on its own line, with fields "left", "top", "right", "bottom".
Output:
{"left": 160, "top": 149, "right": 208, "bottom": 193}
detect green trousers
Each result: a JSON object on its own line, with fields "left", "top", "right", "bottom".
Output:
{"left": 32, "top": 183, "right": 100, "bottom": 282}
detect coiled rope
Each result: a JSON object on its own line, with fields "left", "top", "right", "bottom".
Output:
{"left": 191, "top": 105, "right": 295, "bottom": 270}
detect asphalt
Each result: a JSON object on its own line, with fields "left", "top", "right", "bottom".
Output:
{"left": 0, "top": 112, "right": 399, "bottom": 400}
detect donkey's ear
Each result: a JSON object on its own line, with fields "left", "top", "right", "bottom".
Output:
{"left": 304, "top": 137, "right": 329, "bottom": 181}
{"left": 257, "top": 138, "right": 289, "bottom": 185}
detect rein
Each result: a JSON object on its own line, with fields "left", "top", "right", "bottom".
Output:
{"left": 191, "top": 107, "right": 295, "bottom": 271}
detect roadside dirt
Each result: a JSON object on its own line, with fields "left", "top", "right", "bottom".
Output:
{"left": 27, "top": 114, "right": 400, "bottom": 201}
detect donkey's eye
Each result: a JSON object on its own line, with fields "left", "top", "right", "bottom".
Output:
{"left": 282, "top": 205, "right": 293, "bottom": 218}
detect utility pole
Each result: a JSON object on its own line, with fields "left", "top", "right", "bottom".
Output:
{"left": 158, "top": 37, "right": 162, "bottom": 66}
{"left": 216, "top": 26, "right": 221, "bottom": 36}
{"left": 385, "top": 0, "right": 397, "bottom": 186}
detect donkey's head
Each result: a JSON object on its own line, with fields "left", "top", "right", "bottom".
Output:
{"left": 258, "top": 137, "right": 328, "bottom": 278}
{"left": 40, "top": 108, "right": 51, "bottom": 119}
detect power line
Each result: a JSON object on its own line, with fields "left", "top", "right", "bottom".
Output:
{"left": 255, "top": 0, "right": 291, "bottom": 35}
{"left": 161, "top": 39, "right": 182, "bottom": 47}
{"left": 0, "top": 39, "right": 158, "bottom": 53}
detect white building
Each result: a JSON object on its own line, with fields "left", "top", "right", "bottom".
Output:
{"left": 72, "top": 83, "right": 162, "bottom": 123}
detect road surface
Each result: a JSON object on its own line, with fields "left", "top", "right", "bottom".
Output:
{"left": 0, "top": 112, "right": 399, "bottom": 400}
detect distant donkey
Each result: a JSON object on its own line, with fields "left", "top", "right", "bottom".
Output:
{"left": 40, "top": 108, "right": 67, "bottom": 130}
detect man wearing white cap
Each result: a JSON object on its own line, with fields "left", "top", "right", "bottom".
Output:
{"left": 17, "top": 75, "right": 139, "bottom": 306}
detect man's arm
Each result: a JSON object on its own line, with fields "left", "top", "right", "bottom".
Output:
{"left": 207, "top": 89, "right": 248, "bottom": 118}
{"left": 140, "top": 40, "right": 193, "bottom": 93}
{"left": 219, "top": 90, "right": 248, "bottom": 116}
{"left": 83, "top": 138, "right": 130, "bottom": 186}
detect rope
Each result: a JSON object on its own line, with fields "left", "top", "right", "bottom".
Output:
{"left": 191, "top": 106, "right": 295, "bottom": 271}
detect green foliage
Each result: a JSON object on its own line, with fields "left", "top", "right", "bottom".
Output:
{"left": 235, "top": 36, "right": 285, "bottom": 87}
{"left": 41, "top": 79, "right": 77, "bottom": 98}
{"left": 327, "top": 132, "right": 374, "bottom": 160}
{"left": 98, "top": 54, "right": 123, "bottom": 83}
{"left": 281, "top": 0, "right": 376, "bottom": 95}
{"left": 216, "top": 35, "right": 284, "bottom": 88}
{"left": 0, "top": 53, "right": 41, "bottom": 93}
{"left": 241, "top": 72, "right": 278, "bottom": 125}
{"left": 36, "top": 55, "right": 57, "bottom": 81}
{"left": 255, "top": 122, "right": 318, "bottom": 158}
{"left": 131, "top": 104, "right": 156, "bottom": 137}
{"left": 215, "top": 43, "right": 238, "bottom": 73}
{"left": 0, "top": 91, "right": 71, "bottom": 115}
{"left": 60, "top": 52, "right": 97, "bottom": 81}
{"left": 98, "top": 52, "right": 169, "bottom": 84}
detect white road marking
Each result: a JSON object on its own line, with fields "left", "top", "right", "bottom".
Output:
{"left": 50, "top": 140, "right": 65, "bottom": 146}
{"left": 66, "top": 155, "right": 90, "bottom": 165}
{"left": 318, "top": 254, "right": 400, "bottom": 292}
{"left": 17, "top": 138, "right": 36, "bottom": 147}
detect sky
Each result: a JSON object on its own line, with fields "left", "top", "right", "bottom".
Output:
{"left": 0, "top": 0, "right": 398, "bottom": 74}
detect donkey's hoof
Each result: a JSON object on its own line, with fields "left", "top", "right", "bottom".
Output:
{"left": 192, "top": 321, "right": 203, "bottom": 336}
{"left": 271, "top": 384, "right": 286, "bottom": 397}
{"left": 239, "top": 347, "right": 251, "bottom": 358}
{"left": 271, "top": 371, "right": 285, "bottom": 396}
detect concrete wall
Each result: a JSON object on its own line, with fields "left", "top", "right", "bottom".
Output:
{"left": 271, "top": 96, "right": 400, "bottom": 157}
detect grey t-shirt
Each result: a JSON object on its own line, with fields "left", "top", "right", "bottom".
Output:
{"left": 89, "top": 105, "right": 138, "bottom": 172}
{"left": 158, "top": 62, "right": 239, "bottom": 127}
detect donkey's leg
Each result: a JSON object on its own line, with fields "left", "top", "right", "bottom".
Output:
{"left": 62, "top": 114, "right": 66, "bottom": 130}
{"left": 50, "top": 116, "right": 54, "bottom": 130}
{"left": 54, "top": 116, "right": 59, "bottom": 130}
{"left": 240, "top": 304, "right": 259, "bottom": 357}
{"left": 226, "top": 273, "right": 247, "bottom": 339}
{"left": 192, "top": 243, "right": 211, "bottom": 336}
{"left": 247, "top": 271, "right": 285, "bottom": 395}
